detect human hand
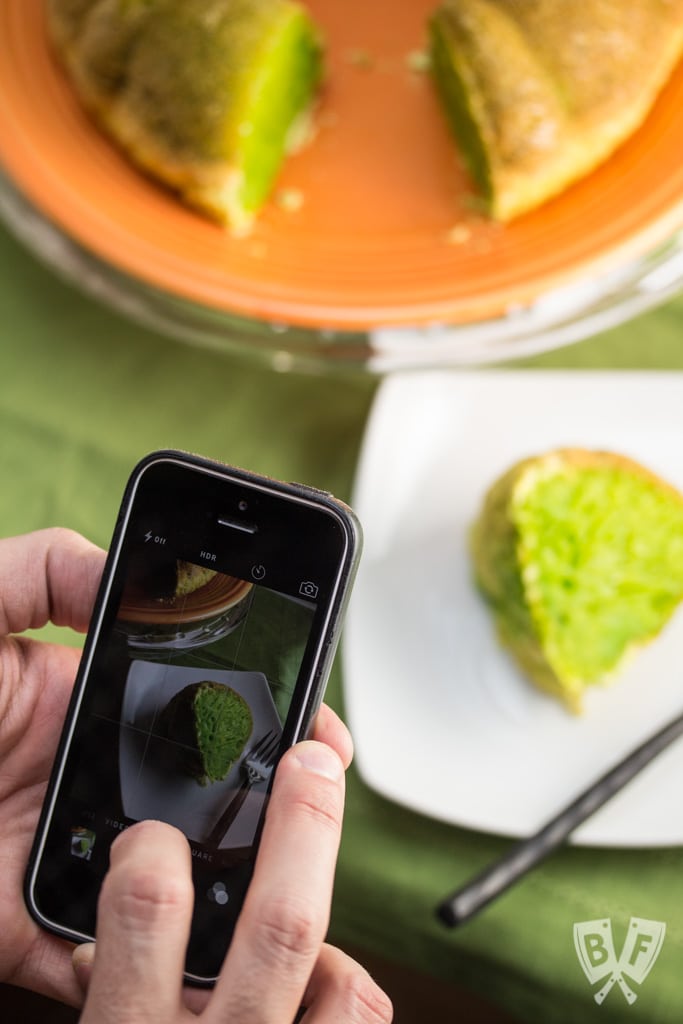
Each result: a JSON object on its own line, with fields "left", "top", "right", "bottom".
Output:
{"left": 0, "top": 527, "right": 391, "bottom": 1021}
{"left": 0, "top": 528, "right": 105, "bottom": 1004}
{"left": 74, "top": 731, "right": 392, "bottom": 1023}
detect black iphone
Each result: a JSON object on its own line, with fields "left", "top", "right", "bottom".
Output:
{"left": 25, "top": 450, "right": 361, "bottom": 985}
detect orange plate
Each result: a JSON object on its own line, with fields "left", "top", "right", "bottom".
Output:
{"left": 119, "top": 575, "right": 253, "bottom": 626}
{"left": 1, "top": 0, "right": 683, "bottom": 331}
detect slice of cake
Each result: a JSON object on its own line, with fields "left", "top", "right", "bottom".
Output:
{"left": 47, "top": 0, "right": 324, "bottom": 233}
{"left": 471, "top": 449, "right": 683, "bottom": 711}
{"left": 174, "top": 561, "right": 217, "bottom": 599}
{"left": 124, "top": 553, "right": 217, "bottom": 605}
{"left": 429, "top": 0, "right": 683, "bottom": 220}
{"left": 158, "top": 680, "right": 253, "bottom": 784}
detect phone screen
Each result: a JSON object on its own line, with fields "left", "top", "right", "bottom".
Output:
{"left": 27, "top": 454, "right": 359, "bottom": 982}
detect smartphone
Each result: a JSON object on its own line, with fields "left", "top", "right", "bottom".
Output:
{"left": 25, "top": 450, "right": 361, "bottom": 984}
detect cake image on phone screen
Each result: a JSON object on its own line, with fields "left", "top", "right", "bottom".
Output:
{"left": 157, "top": 680, "right": 254, "bottom": 786}
{"left": 159, "top": 561, "right": 217, "bottom": 601}
{"left": 471, "top": 448, "right": 683, "bottom": 711}
{"left": 125, "top": 553, "right": 217, "bottom": 603}
{"left": 118, "top": 549, "right": 254, "bottom": 650}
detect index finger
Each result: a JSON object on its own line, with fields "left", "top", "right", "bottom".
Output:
{"left": 71, "top": 715, "right": 352, "bottom": 1018}
{"left": 0, "top": 528, "right": 105, "bottom": 636}
{"left": 79, "top": 821, "right": 193, "bottom": 1024}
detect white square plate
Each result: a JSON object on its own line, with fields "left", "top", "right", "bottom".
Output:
{"left": 343, "top": 371, "right": 683, "bottom": 846}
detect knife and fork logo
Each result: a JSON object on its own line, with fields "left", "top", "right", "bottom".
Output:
{"left": 573, "top": 916, "right": 665, "bottom": 1005}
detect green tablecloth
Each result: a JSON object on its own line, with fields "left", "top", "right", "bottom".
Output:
{"left": 2, "top": 221, "right": 683, "bottom": 1022}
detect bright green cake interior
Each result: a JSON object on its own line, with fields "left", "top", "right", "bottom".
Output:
{"left": 160, "top": 680, "right": 253, "bottom": 784}
{"left": 513, "top": 463, "right": 683, "bottom": 686}
{"left": 471, "top": 454, "right": 683, "bottom": 710}
{"left": 192, "top": 683, "right": 253, "bottom": 784}
{"left": 234, "top": 6, "right": 323, "bottom": 213}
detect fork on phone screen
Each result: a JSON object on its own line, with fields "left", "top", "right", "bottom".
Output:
{"left": 206, "top": 730, "right": 281, "bottom": 848}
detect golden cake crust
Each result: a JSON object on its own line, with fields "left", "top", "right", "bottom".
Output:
{"left": 431, "top": 0, "right": 683, "bottom": 219}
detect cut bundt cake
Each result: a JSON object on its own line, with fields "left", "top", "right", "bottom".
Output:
{"left": 123, "top": 553, "right": 217, "bottom": 605}
{"left": 471, "top": 449, "right": 683, "bottom": 711}
{"left": 47, "top": 0, "right": 324, "bottom": 232}
{"left": 158, "top": 680, "right": 253, "bottom": 784}
{"left": 429, "top": 0, "right": 683, "bottom": 220}
{"left": 174, "top": 561, "right": 218, "bottom": 599}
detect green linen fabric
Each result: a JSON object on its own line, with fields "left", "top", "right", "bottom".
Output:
{"left": 2, "top": 220, "right": 683, "bottom": 1022}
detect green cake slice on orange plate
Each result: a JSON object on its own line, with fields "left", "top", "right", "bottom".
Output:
{"left": 47, "top": 0, "right": 324, "bottom": 233}
{"left": 429, "top": 0, "right": 683, "bottom": 219}
{"left": 471, "top": 449, "right": 683, "bottom": 711}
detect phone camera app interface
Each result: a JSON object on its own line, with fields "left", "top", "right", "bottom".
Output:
{"left": 52, "top": 542, "right": 319, "bottom": 905}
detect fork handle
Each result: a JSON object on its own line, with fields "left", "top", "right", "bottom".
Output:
{"left": 437, "top": 706, "right": 683, "bottom": 926}
{"left": 206, "top": 780, "right": 251, "bottom": 848}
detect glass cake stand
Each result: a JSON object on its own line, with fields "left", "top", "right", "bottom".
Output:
{"left": 1, "top": 0, "right": 683, "bottom": 373}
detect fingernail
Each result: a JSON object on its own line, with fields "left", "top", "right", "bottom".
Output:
{"left": 293, "top": 742, "right": 343, "bottom": 781}
{"left": 72, "top": 942, "right": 95, "bottom": 992}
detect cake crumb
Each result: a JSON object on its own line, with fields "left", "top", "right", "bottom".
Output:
{"left": 345, "top": 47, "right": 374, "bottom": 70}
{"left": 446, "top": 223, "right": 472, "bottom": 245}
{"left": 274, "top": 188, "right": 305, "bottom": 212}
{"left": 406, "top": 49, "right": 431, "bottom": 73}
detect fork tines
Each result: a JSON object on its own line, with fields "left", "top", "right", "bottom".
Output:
{"left": 248, "top": 729, "right": 279, "bottom": 761}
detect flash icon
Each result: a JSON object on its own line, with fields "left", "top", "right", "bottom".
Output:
{"left": 144, "top": 531, "right": 153, "bottom": 543}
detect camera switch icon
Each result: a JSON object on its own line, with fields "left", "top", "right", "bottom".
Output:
{"left": 299, "top": 580, "right": 319, "bottom": 600}
{"left": 207, "top": 881, "right": 229, "bottom": 906}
